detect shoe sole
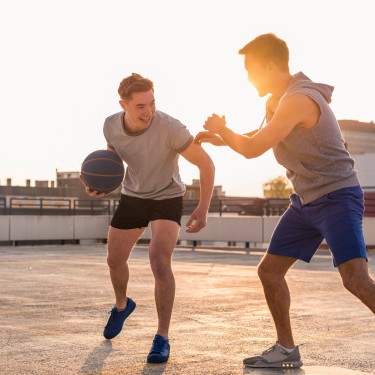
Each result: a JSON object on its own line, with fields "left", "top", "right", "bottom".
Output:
{"left": 147, "top": 357, "right": 169, "bottom": 364}
{"left": 244, "top": 360, "right": 303, "bottom": 368}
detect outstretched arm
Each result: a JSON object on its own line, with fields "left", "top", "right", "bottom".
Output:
{"left": 194, "top": 128, "right": 258, "bottom": 147}
{"left": 180, "top": 142, "right": 215, "bottom": 233}
{"left": 195, "top": 94, "right": 319, "bottom": 159}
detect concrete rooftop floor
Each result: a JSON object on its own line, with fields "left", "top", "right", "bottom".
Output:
{"left": 0, "top": 244, "right": 374, "bottom": 375}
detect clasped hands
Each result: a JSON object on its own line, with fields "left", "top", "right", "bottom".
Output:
{"left": 194, "top": 114, "right": 226, "bottom": 146}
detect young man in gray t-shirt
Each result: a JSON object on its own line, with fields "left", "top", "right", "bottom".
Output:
{"left": 84, "top": 73, "right": 215, "bottom": 364}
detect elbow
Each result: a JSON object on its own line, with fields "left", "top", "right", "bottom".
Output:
{"left": 237, "top": 140, "right": 261, "bottom": 159}
{"left": 243, "top": 149, "right": 263, "bottom": 159}
{"left": 243, "top": 150, "right": 253, "bottom": 159}
{"left": 208, "top": 161, "right": 216, "bottom": 176}
{"left": 199, "top": 158, "right": 215, "bottom": 174}
{"left": 208, "top": 157, "right": 216, "bottom": 172}
{"left": 238, "top": 137, "right": 268, "bottom": 159}
{"left": 242, "top": 148, "right": 257, "bottom": 159}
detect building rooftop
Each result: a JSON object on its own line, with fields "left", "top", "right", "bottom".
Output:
{"left": 339, "top": 119, "right": 375, "bottom": 133}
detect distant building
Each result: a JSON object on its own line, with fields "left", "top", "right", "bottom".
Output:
{"left": 35, "top": 180, "right": 50, "bottom": 188}
{"left": 56, "top": 171, "right": 80, "bottom": 188}
{"left": 185, "top": 179, "right": 224, "bottom": 199}
{"left": 338, "top": 120, "right": 375, "bottom": 190}
{"left": 339, "top": 120, "right": 375, "bottom": 155}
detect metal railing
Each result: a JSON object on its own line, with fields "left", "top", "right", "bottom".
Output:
{"left": 73, "top": 199, "right": 111, "bottom": 215}
{"left": 364, "top": 192, "right": 375, "bottom": 217}
{"left": 7, "top": 198, "right": 114, "bottom": 216}
{"left": 0, "top": 197, "right": 6, "bottom": 215}
{"left": 9, "top": 198, "right": 72, "bottom": 215}
{"left": 1, "top": 194, "right": 375, "bottom": 217}
{"left": 1, "top": 197, "right": 290, "bottom": 216}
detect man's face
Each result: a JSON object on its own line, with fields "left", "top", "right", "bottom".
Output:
{"left": 121, "top": 90, "right": 156, "bottom": 128}
{"left": 244, "top": 53, "right": 271, "bottom": 97}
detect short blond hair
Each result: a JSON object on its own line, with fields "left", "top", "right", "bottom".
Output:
{"left": 239, "top": 33, "right": 289, "bottom": 72}
{"left": 118, "top": 73, "right": 154, "bottom": 100}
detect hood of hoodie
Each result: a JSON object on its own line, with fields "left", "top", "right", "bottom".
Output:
{"left": 284, "top": 72, "right": 334, "bottom": 104}
{"left": 264, "top": 72, "right": 334, "bottom": 124}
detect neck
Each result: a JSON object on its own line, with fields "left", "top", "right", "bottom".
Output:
{"left": 271, "top": 72, "right": 293, "bottom": 97}
{"left": 123, "top": 113, "right": 142, "bottom": 134}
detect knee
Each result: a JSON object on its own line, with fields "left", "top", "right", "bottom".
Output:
{"left": 257, "top": 263, "right": 281, "bottom": 286}
{"left": 150, "top": 258, "right": 172, "bottom": 279}
{"left": 257, "top": 263, "right": 271, "bottom": 284}
{"left": 107, "top": 256, "right": 123, "bottom": 269}
{"left": 106, "top": 249, "right": 127, "bottom": 269}
{"left": 341, "top": 275, "right": 368, "bottom": 297}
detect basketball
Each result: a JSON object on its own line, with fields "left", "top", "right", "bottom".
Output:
{"left": 81, "top": 150, "right": 124, "bottom": 194}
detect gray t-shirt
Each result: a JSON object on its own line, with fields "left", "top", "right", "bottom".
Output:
{"left": 103, "top": 110, "right": 193, "bottom": 200}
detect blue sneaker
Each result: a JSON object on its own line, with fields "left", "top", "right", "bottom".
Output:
{"left": 147, "top": 334, "right": 170, "bottom": 363}
{"left": 103, "top": 297, "right": 136, "bottom": 339}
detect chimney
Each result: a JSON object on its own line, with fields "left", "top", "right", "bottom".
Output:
{"left": 7, "top": 178, "right": 11, "bottom": 186}
{"left": 50, "top": 181, "right": 55, "bottom": 188}
{"left": 26, "top": 179, "right": 31, "bottom": 187}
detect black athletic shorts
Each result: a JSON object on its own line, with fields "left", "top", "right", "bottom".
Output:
{"left": 111, "top": 194, "right": 183, "bottom": 229}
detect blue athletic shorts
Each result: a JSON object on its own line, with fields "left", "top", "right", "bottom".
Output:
{"left": 268, "top": 186, "right": 367, "bottom": 267}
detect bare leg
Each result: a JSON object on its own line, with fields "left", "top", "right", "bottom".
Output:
{"left": 107, "top": 226, "right": 144, "bottom": 309}
{"left": 338, "top": 258, "right": 375, "bottom": 313}
{"left": 257, "top": 253, "right": 297, "bottom": 348}
{"left": 149, "top": 220, "right": 180, "bottom": 339}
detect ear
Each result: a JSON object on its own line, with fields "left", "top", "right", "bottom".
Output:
{"left": 268, "top": 60, "right": 281, "bottom": 75}
{"left": 267, "top": 61, "right": 275, "bottom": 73}
{"left": 119, "top": 100, "right": 126, "bottom": 111}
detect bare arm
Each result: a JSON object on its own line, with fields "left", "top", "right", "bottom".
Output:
{"left": 243, "top": 129, "right": 259, "bottom": 137}
{"left": 194, "top": 129, "right": 259, "bottom": 147}
{"left": 180, "top": 142, "right": 215, "bottom": 233}
{"left": 195, "top": 94, "right": 320, "bottom": 159}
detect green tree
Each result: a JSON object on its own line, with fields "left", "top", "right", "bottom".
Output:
{"left": 263, "top": 175, "right": 293, "bottom": 198}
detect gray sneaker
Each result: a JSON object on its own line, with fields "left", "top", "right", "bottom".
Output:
{"left": 243, "top": 343, "right": 303, "bottom": 368}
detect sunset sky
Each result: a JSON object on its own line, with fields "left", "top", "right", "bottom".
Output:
{"left": 1, "top": 0, "right": 374, "bottom": 197}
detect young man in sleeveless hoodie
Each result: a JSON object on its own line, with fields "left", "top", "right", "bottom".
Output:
{"left": 195, "top": 33, "right": 375, "bottom": 368}
{"left": 84, "top": 73, "right": 215, "bottom": 364}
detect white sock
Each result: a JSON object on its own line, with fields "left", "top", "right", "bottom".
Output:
{"left": 277, "top": 342, "right": 295, "bottom": 353}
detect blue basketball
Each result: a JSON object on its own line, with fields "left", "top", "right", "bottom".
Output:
{"left": 81, "top": 150, "right": 124, "bottom": 193}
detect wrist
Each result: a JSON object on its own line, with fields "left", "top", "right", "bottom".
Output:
{"left": 197, "top": 201, "right": 210, "bottom": 211}
{"left": 216, "top": 125, "right": 227, "bottom": 137}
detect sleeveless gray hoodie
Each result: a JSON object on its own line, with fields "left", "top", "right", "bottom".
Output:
{"left": 269, "top": 72, "right": 359, "bottom": 204}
